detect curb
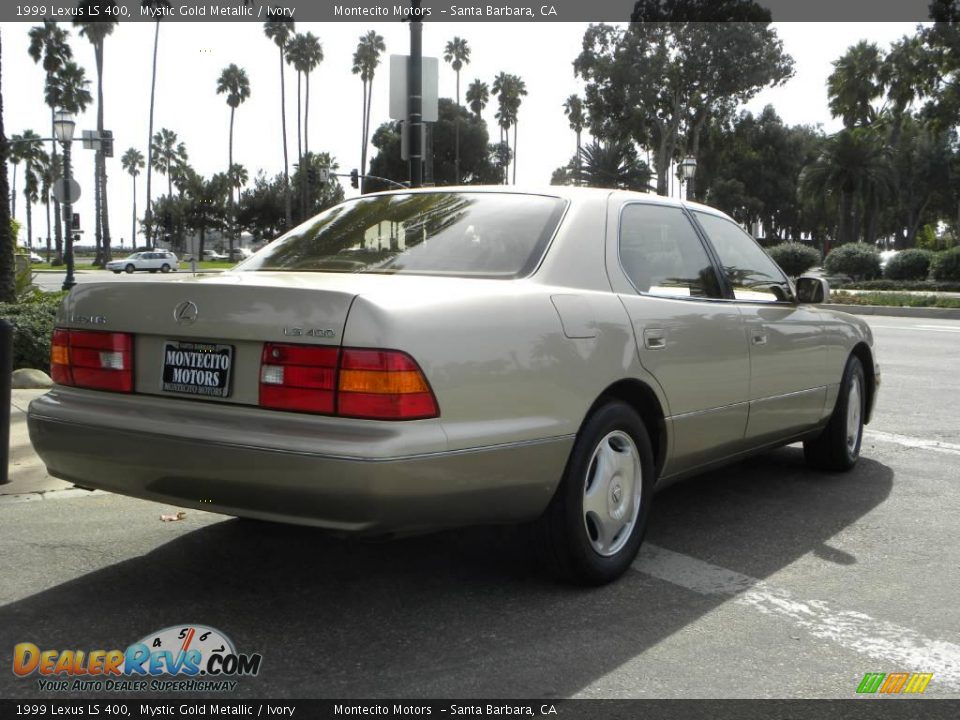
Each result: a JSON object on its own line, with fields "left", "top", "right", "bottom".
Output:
{"left": 0, "top": 487, "right": 105, "bottom": 505}
{"left": 820, "top": 304, "right": 960, "bottom": 320}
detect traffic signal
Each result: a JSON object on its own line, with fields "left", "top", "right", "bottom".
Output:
{"left": 307, "top": 168, "right": 317, "bottom": 183}
{"left": 350, "top": 169, "right": 359, "bottom": 189}
{"left": 100, "top": 130, "right": 114, "bottom": 158}
{"left": 72, "top": 213, "right": 80, "bottom": 229}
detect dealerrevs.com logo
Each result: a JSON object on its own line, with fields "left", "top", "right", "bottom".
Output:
{"left": 13, "top": 625, "right": 263, "bottom": 693}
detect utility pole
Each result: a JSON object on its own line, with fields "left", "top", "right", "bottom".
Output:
{"left": 408, "top": 0, "right": 423, "bottom": 188}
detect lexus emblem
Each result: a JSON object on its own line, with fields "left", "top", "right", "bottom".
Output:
{"left": 174, "top": 301, "right": 199, "bottom": 325}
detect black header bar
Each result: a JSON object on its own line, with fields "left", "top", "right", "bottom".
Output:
{"left": 0, "top": 0, "right": 940, "bottom": 24}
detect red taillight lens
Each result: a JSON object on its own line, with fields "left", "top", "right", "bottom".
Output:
{"left": 338, "top": 349, "right": 439, "bottom": 420}
{"left": 50, "top": 329, "right": 134, "bottom": 392}
{"left": 259, "top": 343, "right": 338, "bottom": 413}
{"left": 257, "top": 345, "right": 439, "bottom": 420}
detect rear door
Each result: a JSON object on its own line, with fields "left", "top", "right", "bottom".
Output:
{"left": 692, "top": 211, "right": 828, "bottom": 443}
{"left": 608, "top": 201, "right": 751, "bottom": 476}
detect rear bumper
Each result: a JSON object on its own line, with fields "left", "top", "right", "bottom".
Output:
{"left": 27, "top": 389, "right": 571, "bottom": 534}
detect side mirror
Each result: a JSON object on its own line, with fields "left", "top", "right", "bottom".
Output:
{"left": 796, "top": 276, "right": 830, "bottom": 304}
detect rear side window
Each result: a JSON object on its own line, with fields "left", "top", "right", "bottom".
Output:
{"left": 242, "top": 192, "right": 567, "bottom": 279}
{"left": 618, "top": 204, "right": 722, "bottom": 299}
{"left": 694, "top": 212, "right": 792, "bottom": 302}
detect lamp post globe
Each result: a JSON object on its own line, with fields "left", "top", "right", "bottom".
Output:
{"left": 53, "top": 110, "right": 76, "bottom": 142}
{"left": 679, "top": 155, "right": 697, "bottom": 201}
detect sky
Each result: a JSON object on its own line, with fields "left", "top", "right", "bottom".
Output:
{"left": 3, "top": 20, "right": 922, "bottom": 249}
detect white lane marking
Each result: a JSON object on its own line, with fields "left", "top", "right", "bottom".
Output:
{"left": 634, "top": 544, "right": 960, "bottom": 690}
{"left": 870, "top": 324, "right": 960, "bottom": 333}
{"left": 865, "top": 430, "right": 960, "bottom": 456}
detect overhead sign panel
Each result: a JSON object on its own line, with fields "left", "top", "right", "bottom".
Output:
{"left": 389, "top": 54, "right": 439, "bottom": 122}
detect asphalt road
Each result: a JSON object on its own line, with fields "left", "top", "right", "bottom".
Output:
{"left": 1, "top": 315, "right": 958, "bottom": 700}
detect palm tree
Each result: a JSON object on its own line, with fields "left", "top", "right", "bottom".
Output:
{"left": 492, "top": 73, "right": 527, "bottom": 184}
{"left": 492, "top": 72, "right": 511, "bottom": 183}
{"left": 41, "top": 154, "right": 61, "bottom": 261}
{"left": 216, "top": 64, "right": 251, "bottom": 252}
{"left": 284, "top": 34, "right": 306, "bottom": 166}
{"left": 799, "top": 127, "right": 893, "bottom": 245}
{"left": 285, "top": 33, "right": 322, "bottom": 216}
{"left": 28, "top": 19, "right": 73, "bottom": 264}
{"left": 121, "top": 148, "right": 144, "bottom": 248}
{"left": 577, "top": 139, "right": 651, "bottom": 190}
{"left": 506, "top": 75, "right": 527, "bottom": 184}
{"left": 17, "top": 131, "right": 48, "bottom": 253}
{"left": 150, "top": 128, "right": 188, "bottom": 198}
{"left": 352, "top": 30, "right": 386, "bottom": 191}
{"left": 296, "top": 33, "right": 322, "bottom": 159}
{"left": 263, "top": 15, "right": 295, "bottom": 229}
{"left": 827, "top": 41, "right": 884, "bottom": 130}
{"left": 46, "top": 60, "right": 92, "bottom": 114}
{"left": 466, "top": 79, "right": 488, "bottom": 121}
{"left": 228, "top": 163, "right": 248, "bottom": 193}
{"left": 141, "top": 0, "right": 173, "bottom": 249}
{"left": 443, "top": 37, "right": 470, "bottom": 183}
{"left": 183, "top": 170, "right": 229, "bottom": 260}
{"left": 563, "top": 94, "right": 585, "bottom": 185}
{"left": 8, "top": 134, "right": 23, "bottom": 219}
{"left": 75, "top": 5, "right": 119, "bottom": 265}
{"left": 0, "top": 31, "right": 11, "bottom": 301}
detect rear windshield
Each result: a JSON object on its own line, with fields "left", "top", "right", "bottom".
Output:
{"left": 240, "top": 192, "right": 567, "bottom": 278}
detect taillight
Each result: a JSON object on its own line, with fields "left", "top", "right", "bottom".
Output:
{"left": 258, "top": 345, "right": 438, "bottom": 420}
{"left": 338, "top": 349, "right": 438, "bottom": 420}
{"left": 50, "top": 329, "right": 134, "bottom": 392}
{"left": 259, "top": 343, "right": 338, "bottom": 413}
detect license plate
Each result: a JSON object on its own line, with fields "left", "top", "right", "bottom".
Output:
{"left": 162, "top": 341, "right": 234, "bottom": 398}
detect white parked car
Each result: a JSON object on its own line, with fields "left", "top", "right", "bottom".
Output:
{"left": 106, "top": 251, "right": 179, "bottom": 274}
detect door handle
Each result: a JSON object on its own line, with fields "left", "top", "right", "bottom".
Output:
{"left": 643, "top": 328, "right": 666, "bottom": 350}
{"left": 752, "top": 332, "right": 768, "bottom": 346}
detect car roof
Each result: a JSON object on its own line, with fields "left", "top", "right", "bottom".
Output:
{"left": 360, "top": 184, "right": 734, "bottom": 221}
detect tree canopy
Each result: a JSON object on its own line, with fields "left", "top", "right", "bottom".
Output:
{"left": 575, "top": 16, "right": 793, "bottom": 195}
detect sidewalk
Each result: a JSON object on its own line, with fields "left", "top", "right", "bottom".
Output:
{"left": 3, "top": 389, "right": 78, "bottom": 503}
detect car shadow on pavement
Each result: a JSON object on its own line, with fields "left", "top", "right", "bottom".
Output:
{"left": 0, "top": 446, "right": 893, "bottom": 699}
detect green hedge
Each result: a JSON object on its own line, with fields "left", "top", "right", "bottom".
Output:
{"left": 831, "top": 291, "right": 960, "bottom": 309}
{"left": 0, "top": 292, "right": 66, "bottom": 372}
{"left": 884, "top": 249, "right": 934, "bottom": 281}
{"left": 824, "top": 243, "right": 882, "bottom": 280}
{"left": 832, "top": 279, "right": 960, "bottom": 292}
{"left": 931, "top": 247, "right": 960, "bottom": 282}
{"left": 766, "top": 242, "right": 822, "bottom": 278}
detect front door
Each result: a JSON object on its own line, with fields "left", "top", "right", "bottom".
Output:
{"left": 692, "top": 211, "right": 828, "bottom": 443}
{"left": 611, "top": 202, "right": 752, "bottom": 476}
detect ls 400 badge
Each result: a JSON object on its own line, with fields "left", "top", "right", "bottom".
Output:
{"left": 70, "top": 314, "right": 107, "bottom": 325}
{"left": 283, "top": 327, "right": 336, "bottom": 338}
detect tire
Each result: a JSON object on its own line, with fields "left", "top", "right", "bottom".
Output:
{"left": 534, "top": 401, "right": 654, "bottom": 585}
{"left": 161, "top": 264, "right": 171, "bottom": 273}
{"left": 804, "top": 355, "right": 865, "bottom": 472}
{"left": 124, "top": 264, "right": 135, "bottom": 274}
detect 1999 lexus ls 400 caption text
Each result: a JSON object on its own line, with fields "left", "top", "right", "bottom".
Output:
{"left": 28, "top": 187, "right": 879, "bottom": 584}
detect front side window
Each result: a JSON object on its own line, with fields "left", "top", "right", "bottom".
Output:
{"left": 618, "top": 204, "right": 722, "bottom": 299}
{"left": 694, "top": 212, "right": 792, "bottom": 302}
{"left": 241, "top": 192, "right": 567, "bottom": 279}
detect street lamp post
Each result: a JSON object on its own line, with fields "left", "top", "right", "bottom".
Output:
{"left": 680, "top": 155, "right": 697, "bottom": 201}
{"left": 53, "top": 110, "right": 77, "bottom": 291}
